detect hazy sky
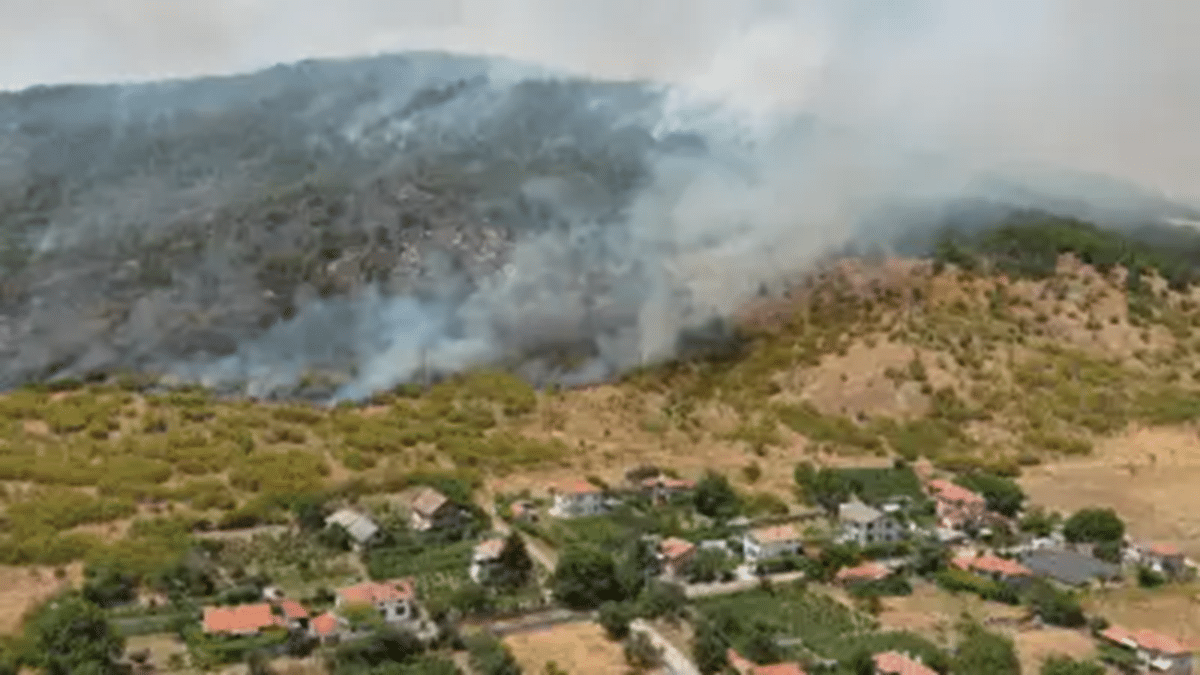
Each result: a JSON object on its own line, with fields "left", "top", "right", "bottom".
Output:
{"left": 1, "top": 0, "right": 1198, "bottom": 199}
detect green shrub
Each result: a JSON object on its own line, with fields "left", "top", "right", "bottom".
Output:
{"left": 229, "top": 450, "right": 329, "bottom": 495}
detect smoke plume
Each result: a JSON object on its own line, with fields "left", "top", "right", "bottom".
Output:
{"left": 2, "top": 0, "right": 1199, "bottom": 399}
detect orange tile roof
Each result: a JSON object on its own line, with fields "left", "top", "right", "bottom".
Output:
{"left": 727, "top": 649, "right": 757, "bottom": 675}
{"left": 874, "top": 651, "right": 938, "bottom": 675}
{"left": 410, "top": 487, "right": 449, "bottom": 516}
{"left": 660, "top": 537, "right": 696, "bottom": 562}
{"left": 555, "top": 479, "right": 601, "bottom": 495}
{"left": 1100, "top": 625, "right": 1189, "bottom": 654}
{"left": 475, "top": 538, "right": 507, "bottom": 559}
{"left": 927, "top": 479, "right": 985, "bottom": 506}
{"left": 1147, "top": 543, "right": 1182, "bottom": 557}
{"left": 278, "top": 600, "right": 309, "bottom": 620}
{"left": 835, "top": 561, "right": 890, "bottom": 583}
{"left": 749, "top": 523, "right": 802, "bottom": 545}
{"left": 642, "top": 477, "right": 697, "bottom": 490}
{"left": 311, "top": 612, "right": 340, "bottom": 637}
{"left": 338, "top": 578, "right": 416, "bottom": 605}
{"left": 202, "top": 603, "right": 283, "bottom": 634}
{"left": 1134, "top": 629, "right": 1190, "bottom": 655}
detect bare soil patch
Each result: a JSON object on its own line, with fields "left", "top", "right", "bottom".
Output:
{"left": 0, "top": 563, "right": 81, "bottom": 634}
{"left": 1020, "top": 427, "right": 1200, "bottom": 557}
{"left": 875, "top": 583, "right": 1026, "bottom": 646}
{"left": 503, "top": 621, "right": 650, "bottom": 675}
{"left": 1009, "top": 627, "right": 1098, "bottom": 675}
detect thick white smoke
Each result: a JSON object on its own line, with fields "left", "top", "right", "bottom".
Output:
{"left": 6, "top": 0, "right": 1200, "bottom": 398}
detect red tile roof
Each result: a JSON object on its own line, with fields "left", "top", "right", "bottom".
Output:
{"left": 337, "top": 578, "right": 416, "bottom": 605}
{"left": 641, "top": 477, "right": 697, "bottom": 490}
{"left": 474, "top": 538, "right": 507, "bottom": 560}
{"left": 660, "top": 537, "right": 696, "bottom": 562}
{"left": 278, "top": 600, "right": 309, "bottom": 620}
{"left": 835, "top": 561, "right": 890, "bottom": 583}
{"left": 202, "top": 603, "right": 284, "bottom": 634}
{"left": 927, "top": 479, "right": 985, "bottom": 506}
{"left": 1101, "top": 625, "right": 1190, "bottom": 655}
{"left": 311, "top": 612, "right": 340, "bottom": 637}
{"left": 874, "top": 651, "right": 938, "bottom": 675}
{"left": 555, "top": 479, "right": 601, "bottom": 495}
{"left": 1146, "top": 543, "right": 1182, "bottom": 557}
{"left": 749, "top": 523, "right": 802, "bottom": 545}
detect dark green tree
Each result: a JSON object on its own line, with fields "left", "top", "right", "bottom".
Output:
{"left": 952, "top": 623, "right": 1019, "bottom": 675}
{"left": 1062, "top": 508, "right": 1125, "bottom": 544}
{"left": 1027, "top": 580, "right": 1085, "bottom": 627}
{"left": 691, "top": 614, "right": 732, "bottom": 675}
{"left": 82, "top": 564, "right": 138, "bottom": 609}
{"left": 742, "top": 620, "right": 784, "bottom": 665}
{"left": 553, "top": 546, "right": 625, "bottom": 609}
{"left": 491, "top": 533, "right": 534, "bottom": 589}
{"left": 638, "top": 581, "right": 687, "bottom": 620}
{"left": 598, "top": 601, "right": 637, "bottom": 640}
{"left": 25, "top": 594, "right": 124, "bottom": 675}
{"left": 1041, "top": 655, "right": 1105, "bottom": 675}
{"left": 465, "top": 633, "right": 521, "bottom": 675}
{"left": 956, "top": 473, "right": 1025, "bottom": 517}
{"left": 695, "top": 471, "right": 740, "bottom": 519}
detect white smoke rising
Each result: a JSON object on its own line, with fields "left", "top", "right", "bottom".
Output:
{"left": 7, "top": 0, "right": 1200, "bottom": 396}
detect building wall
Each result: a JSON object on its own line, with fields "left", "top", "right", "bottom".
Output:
{"left": 743, "top": 536, "right": 802, "bottom": 562}
{"left": 842, "top": 517, "right": 903, "bottom": 546}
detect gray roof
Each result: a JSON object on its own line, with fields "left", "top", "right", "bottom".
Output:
{"left": 1020, "top": 549, "right": 1121, "bottom": 586}
{"left": 325, "top": 508, "right": 380, "bottom": 544}
{"left": 839, "top": 500, "right": 885, "bottom": 524}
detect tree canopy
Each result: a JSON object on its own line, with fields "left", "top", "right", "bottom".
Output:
{"left": 952, "top": 623, "right": 1019, "bottom": 675}
{"left": 1062, "top": 508, "right": 1125, "bottom": 544}
{"left": 24, "top": 593, "right": 124, "bottom": 675}
{"left": 552, "top": 545, "right": 625, "bottom": 610}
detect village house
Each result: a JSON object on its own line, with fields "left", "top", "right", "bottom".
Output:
{"left": 1138, "top": 543, "right": 1188, "bottom": 579}
{"left": 742, "top": 523, "right": 804, "bottom": 563}
{"left": 727, "top": 649, "right": 808, "bottom": 675}
{"left": 838, "top": 498, "right": 904, "bottom": 547}
{"left": 336, "top": 578, "right": 420, "bottom": 625}
{"left": 950, "top": 553, "right": 1034, "bottom": 585}
{"left": 407, "top": 487, "right": 460, "bottom": 532}
{"left": 1020, "top": 548, "right": 1121, "bottom": 588}
{"left": 325, "top": 508, "right": 380, "bottom": 550}
{"left": 548, "top": 480, "right": 606, "bottom": 518}
{"left": 640, "top": 476, "right": 697, "bottom": 504}
{"left": 925, "top": 479, "right": 987, "bottom": 530}
{"left": 309, "top": 612, "right": 346, "bottom": 644}
{"left": 1100, "top": 625, "right": 1194, "bottom": 675}
{"left": 469, "top": 538, "right": 507, "bottom": 584}
{"left": 873, "top": 651, "right": 938, "bottom": 675}
{"left": 509, "top": 500, "right": 539, "bottom": 524}
{"left": 834, "top": 561, "right": 891, "bottom": 586}
{"left": 202, "top": 603, "right": 291, "bottom": 637}
{"left": 658, "top": 537, "right": 697, "bottom": 580}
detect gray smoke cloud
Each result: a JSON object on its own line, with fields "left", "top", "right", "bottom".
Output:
{"left": 5, "top": 0, "right": 1200, "bottom": 399}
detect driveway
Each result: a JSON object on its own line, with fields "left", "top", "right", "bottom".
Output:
{"left": 631, "top": 619, "right": 701, "bottom": 675}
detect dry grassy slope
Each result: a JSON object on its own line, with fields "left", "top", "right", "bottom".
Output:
{"left": 3, "top": 253, "right": 1200, "bottom": 569}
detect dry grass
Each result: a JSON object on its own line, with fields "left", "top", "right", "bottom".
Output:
{"left": 0, "top": 563, "right": 81, "bottom": 634}
{"left": 1085, "top": 583, "right": 1200, "bottom": 644}
{"left": 875, "top": 583, "right": 1026, "bottom": 646}
{"left": 1009, "top": 627, "right": 1099, "bottom": 675}
{"left": 503, "top": 621, "right": 648, "bottom": 675}
{"left": 1021, "top": 427, "right": 1200, "bottom": 557}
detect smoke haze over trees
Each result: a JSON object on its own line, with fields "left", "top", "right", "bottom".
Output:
{"left": 0, "top": 2, "right": 1199, "bottom": 399}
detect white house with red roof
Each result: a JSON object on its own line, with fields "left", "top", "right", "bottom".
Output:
{"left": 926, "top": 479, "right": 986, "bottom": 530}
{"left": 950, "top": 553, "right": 1034, "bottom": 585}
{"left": 548, "top": 479, "right": 606, "bottom": 518}
{"left": 834, "top": 561, "right": 891, "bottom": 585}
{"left": 1100, "top": 625, "right": 1193, "bottom": 675}
{"left": 1137, "top": 542, "right": 1188, "bottom": 579}
{"left": 743, "top": 523, "right": 804, "bottom": 563}
{"left": 336, "top": 578, "right": 419, "bottom": 625}
{"left": 470, "top": 537, "right": 507, "bottom": 584}
{"left": 658, "top": 537, "right": 697, "bottom": 579}
{"left": 640, "top": 476, "right": 697, "bottom": 504}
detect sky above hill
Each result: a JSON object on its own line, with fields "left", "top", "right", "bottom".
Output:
{"left": 1, "top": 0, "right": 1198, "bottom": 200}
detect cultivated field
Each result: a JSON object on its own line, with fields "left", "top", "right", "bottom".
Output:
{"left": 503, "top": 622, "right": 643, "bottom": 675}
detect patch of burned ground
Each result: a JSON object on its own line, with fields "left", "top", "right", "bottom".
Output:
{"left": 1020, "top": 426, "right": 1200, "bottom": 558}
